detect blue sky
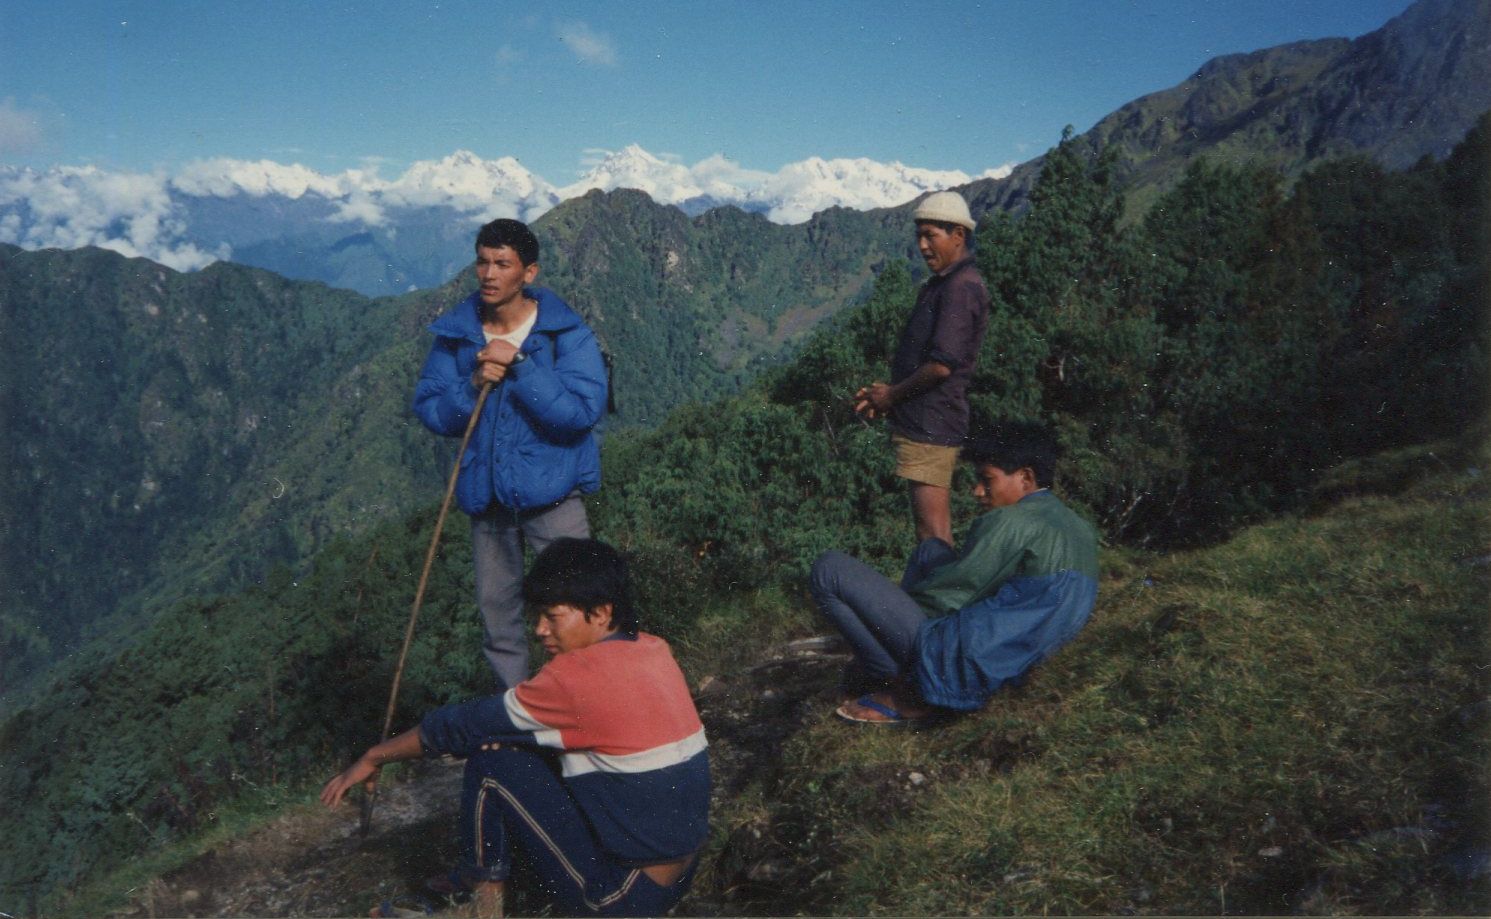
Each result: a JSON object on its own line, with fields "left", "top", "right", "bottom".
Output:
{"left": 1, "top": 0, "right": 1418, "bottom": 180}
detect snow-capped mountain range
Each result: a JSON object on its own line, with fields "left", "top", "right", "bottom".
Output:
{"left": 0, "top": 146, "right": 1012, "bottom": 290}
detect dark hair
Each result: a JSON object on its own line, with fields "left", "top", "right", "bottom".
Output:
{"left": 962, "top": 422, "right": 1058, "bottom": 488}
{"left": 524, "top": 538, "right": 637, "bottom": 636}
{"left": 475, "top": 218, "right": 540, "bottom": 266}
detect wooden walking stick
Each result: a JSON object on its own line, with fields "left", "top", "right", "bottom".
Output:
{"left": 360, "top": 380, "right": 494, "bottom": 835}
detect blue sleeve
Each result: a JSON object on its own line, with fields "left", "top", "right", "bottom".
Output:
{"left": 506, "top": 325, "right": 607, "bottom": 438}
{"left": 412, "top": 336, "right": 479, "bottom": 436}
{"left": 419, "top": 693, "right": 537, "bottom": 757}
{"left": 419, "top": 666, "right": 580, "bottom": 757}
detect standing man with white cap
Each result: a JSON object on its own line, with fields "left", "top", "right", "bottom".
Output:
{"left": 855, "top": 190, "right": 990, "bottom": 546}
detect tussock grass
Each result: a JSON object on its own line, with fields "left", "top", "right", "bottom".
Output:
{"left": 696, "top": 443, "right": 1489, "bottom": 915}
{"left": 672, "top": 585, "right": 819, "bottom": 686}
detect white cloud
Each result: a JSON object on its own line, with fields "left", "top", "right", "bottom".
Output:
{"left": 327, "top": 190, "right": 387, "bottom": 226}
{"left": 562, "top": 147, "right": 762, "bottom": 205}
{"left": 559, "top": 145, "right": 704, "bottom": 201}
{"left": 0, "top": 98, "right": 45, "bottom": 154}
{"left": 557, "top": 22, "right": 618, "bottom": 66}
{"left": 691, "top": 153, "right": 772, "bottom": 191}
{"left": 751, "top": 158, "right": 980, "bottom": 223}
{"left": 561, "top": 148, "right": 992, "bottom": 223}
{"left": 170, "top": 157, "right": 357, "bottom": 199}
{"left": 0, "top": 146, "right": 1019, "bottom": 272}
{"left": 379, "top": 150, "right": 559, "bottom": 221}
{"left": 163, "top": 152, "right": 562, "bottom": 228}
{"left": 0, "top": 165, "right": 223, "bottom": 271}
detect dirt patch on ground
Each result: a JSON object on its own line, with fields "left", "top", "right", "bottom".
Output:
{"left": 113, "top": 764, "right": 462, "bottom": 918}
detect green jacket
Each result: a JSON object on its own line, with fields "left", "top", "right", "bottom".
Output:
{"left": 909, "top": 490, "right": 1099, "bottom": 710}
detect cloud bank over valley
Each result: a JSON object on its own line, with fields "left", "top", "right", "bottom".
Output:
{"left": 0, "top": 147, "right": 1014, "bottom": 275}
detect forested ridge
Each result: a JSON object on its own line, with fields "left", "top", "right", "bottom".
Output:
{"left": 1, "top": 115, "right": 1486, "bottom": 914}
{"left": 0, "top": 251, "right": 459, "bottom": 683}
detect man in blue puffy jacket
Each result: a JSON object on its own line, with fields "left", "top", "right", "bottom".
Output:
{"left": 414, "top": 218, "right": 608, "bottom": 689}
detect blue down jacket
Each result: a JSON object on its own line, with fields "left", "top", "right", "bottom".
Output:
{"left": 908, "top": 490, "right": 1099, "bottom": 711}
{"left": 413, "top": 287, "right": 606, "bottom": 515}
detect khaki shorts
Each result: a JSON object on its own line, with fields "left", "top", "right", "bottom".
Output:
{"left": 892, "top": 434, "right": 959, "bottom": 489}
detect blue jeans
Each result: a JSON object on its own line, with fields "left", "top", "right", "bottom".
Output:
{"left": 471, "top": 494, "right": 589, "bottom": 689}
{"left": 458, "top": 746, "right": 697, "bottom": 916}
{"left": 809, "top": 538, "right": 956, "bottom": 685}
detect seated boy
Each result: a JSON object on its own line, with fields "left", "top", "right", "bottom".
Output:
{"left": 810, "top": 423, "right": 1098, "bottom": 723}
{"left": 322, "top": 539, "right": 710, "bottom": 917}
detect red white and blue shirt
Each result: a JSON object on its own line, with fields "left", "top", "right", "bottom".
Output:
{"left": 419, "top": 632, "right": 710, "bottom": 863}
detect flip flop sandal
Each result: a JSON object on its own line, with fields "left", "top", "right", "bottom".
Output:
{"left": 835, "top": 693, "right": 923, "bottom": 726}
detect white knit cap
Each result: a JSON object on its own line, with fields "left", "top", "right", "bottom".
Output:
{"left": 912, "top": 190, "right": 976, "bottom": 231}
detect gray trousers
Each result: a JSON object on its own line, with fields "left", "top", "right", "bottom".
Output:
{"left": 471, "top": 494, "right": 590, "bottom": 689}
{"left": 809, "top": 538, "right": 956, "bottom": 687}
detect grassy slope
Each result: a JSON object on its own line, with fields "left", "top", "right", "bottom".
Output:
{"left": 22, "top": 438, "right": 1488, "bottom": 917}
{"left": 695, "top": 439, "right": 1488, "bottom": 915}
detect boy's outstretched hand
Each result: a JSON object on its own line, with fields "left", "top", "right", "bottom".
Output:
{"left": 319, "top": 729, "right": 423, "bottom": 808}
{"left": 320, "top": 755, "right": 379, "bottom": 808}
